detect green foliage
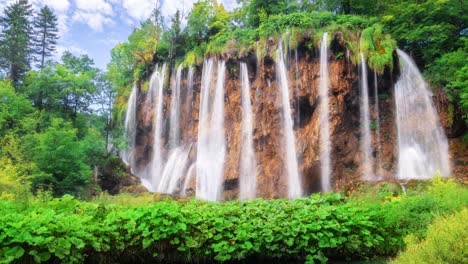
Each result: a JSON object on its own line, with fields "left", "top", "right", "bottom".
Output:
{"left": 0, "top": 80, "right": 36, "bottom": 136}
{"left": 27, "top": 118, "right": 92, "bottom": 196}
{"left": 32, "top": 5, "right": 58, "bottom": 69}
{"left": 360, "top": 24, "right": 396, "bottom": 73}
{"left": 426, "top": 46, "right": 468, "bottom": 125}
{"left": 0, "top": 0, "right": 33, "bottom": 84}
{"left": 356, "top": 178, "right": 468, "bottom": 255}
{"left": 259, "top": 12, "right": 335, "bottom": 37}
{"left": 382, "top": 0, "right": 465, "bottom": 66}
{"left": 392, "top": 208, "right": 468, "bottom": 264}
{"left": 1, "top": 179, "right": 466, "bottom": 263}
{"left": 207, "top": 28, "right": 258, "bottom": 57}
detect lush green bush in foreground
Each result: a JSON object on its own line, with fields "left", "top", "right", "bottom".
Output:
{"left": 0, "top": 178, "right": 466, "bottom": 263}
{"left": 392, "top": 208, "right": 467, "bottom": 264}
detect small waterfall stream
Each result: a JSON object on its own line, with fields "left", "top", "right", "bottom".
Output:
{"left": 359, "top": 53, "right": 374, "bottom": 180}
{"left": 319, "top": 32, "right": 331, "bottom": 192}
{"left": 156, "top": 64, "right": 191, "bottom": 194}
{"left": 196, "top": 59, "right": 227, "bottom": 201}
{"left": 395, "top": 50, "right": 451, "bottom": 179}
{"left": 239, "top": 62, "right": 257, "bottom": 200}
{"left": 373, "top": 72, "right": 383, "bottom": 178}
{"left": 148, "top": 64, "right": 167, "bottom": 191}
{"left": 122, "top": 85, "right": 138, "bottom": 166}
{"left": 169, "top": 64, "right": 183, "bottom": 149}
{"left": 184, "top": 66, "right": 194, "bottom": 134}
{"left": 276, "top": 42, "right": 302, "bottom": 199}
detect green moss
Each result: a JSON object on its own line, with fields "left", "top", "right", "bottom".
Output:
{"left": 141, "top": 80, "right": 149, "bottom": 92}
{"left": 360, "top": 24, "right": 397, "bottom": 74}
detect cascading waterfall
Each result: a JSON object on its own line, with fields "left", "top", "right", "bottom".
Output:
{"left": 121, "top": 85, "right": 138, "bottom": 166}
{"left": 395, "top": 49, "right": 451, "bottom": 179}
{"left": 319, "top": 32, "right": 331, "bottom": 192}
{"left": 184, "top": 66, "right": 194, "bottom": 132}
{"left": 196, "top": 59, "right": 226, "bottom": 201}
{"left": 169, "top": 64, "right": 183, "bottom": 149}
{"left": 158, "top": 145, "right": 191, "bottom": 194}
{"left": 147, "top": 64, "right": 166, "bottom": 191}
{"left": 359, "top": 53, "right": 374, "bottom": 180}
{"left": 373, "top": 71, "right": 383, "bottom": 178}
{"left": 239, "top": 62, "right": 257, "bottom": 200}
{"left": 276, "top": 42, "right": 302, "bottom": 199}
{"left": 156, "top": 64, "right": 191, "bottom": 194}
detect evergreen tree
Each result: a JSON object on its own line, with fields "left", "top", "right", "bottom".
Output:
{"left": 0, "top": 0, "right": 33, "bottom": 85}
{"left": 33, "top": 5, "right": 58, "bottom": 70}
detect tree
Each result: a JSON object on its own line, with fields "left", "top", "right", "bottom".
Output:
{"left": 28, "top": 118, "right": 92, "bottom": 196}
{"left": 33, "top": 5, "right": 59, "bottom": 70}
{"left": 0, "top": 0, "right": 34, "bottom": 85}
{"left": 382, "top": 0, "right": 466, "bottom": 67}
{"left": 94, "top": 72, "right": 115, "bottom": 150}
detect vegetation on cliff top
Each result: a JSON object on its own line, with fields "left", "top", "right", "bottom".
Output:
{"left": 107, "top": 0, "right": 467, "bottom": 131}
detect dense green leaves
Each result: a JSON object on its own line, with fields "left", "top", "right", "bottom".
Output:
{"left": 0, "top": 0, "right": 34, "bottom": 84}
{"left": 0, "top": 179, "right": 466, "bottom": 263}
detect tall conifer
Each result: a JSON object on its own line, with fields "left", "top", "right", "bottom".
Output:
{"left": 33, "top": 5, "right": 58, "bottom": 70}
{"left": 0, "top": 0, "right": 33, "bottom": 85}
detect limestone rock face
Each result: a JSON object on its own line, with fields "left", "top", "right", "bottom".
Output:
{"left": 127, "top": 39, "right": 465, "bottom": 199}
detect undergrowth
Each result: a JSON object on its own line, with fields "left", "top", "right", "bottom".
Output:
{"left": 0, "top": 178, "right": 465, "bottom": 263}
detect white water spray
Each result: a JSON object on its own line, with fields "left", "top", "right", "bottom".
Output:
{"left": 395, "top": 50, "right": 451, "bottom": 179}
{"left": 373, "top": 71, "right": 383, "bottom": 178}
{"left": 196, "top": 59, "right": 226, "bottom": 201}
{"left": 169, "top": 64, "right": 183, "bottom": 149}
{"left": 319, "top": 32, "right": 331, "bottom": 192}
{"left": 122, "top": 85, "right": 138, "bottom": 166}
{"left": 148, "top": 64, "right": 167, "bottom": 191}
{"left": 360, "top": 53, "right": 374, "bottom": 180}
{"left": 239, "top": 62, "right": 257, "bottom": 200}
{"left": 276, "top": 42, "right": 302, "bottom": 199}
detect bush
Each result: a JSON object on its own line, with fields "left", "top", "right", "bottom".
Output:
{"left": 392, "top": 208, "right": 468, "bottom": 264}
{"left": 359, "top": 178, "right": 468, "bottom": 255}
{"left": 0, "top": 178, "right": 465, "bottom": 263}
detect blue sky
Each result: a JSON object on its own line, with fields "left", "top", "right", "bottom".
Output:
{"left": 0, "top": 0, "right": 238, "bottom": 69}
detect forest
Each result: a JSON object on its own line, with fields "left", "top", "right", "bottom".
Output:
{"left": 0, "top": 0, "right": 467, "bottom": 263}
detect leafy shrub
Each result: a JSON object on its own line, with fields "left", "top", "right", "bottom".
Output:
{"left": 361, "top": 178, "right": 468, "bottom": 255}
{"left": 1, "top": 178, "right": 465, "bottom": 263}
{"left": 391, "top": 208, "right": 468, "bottom": 264}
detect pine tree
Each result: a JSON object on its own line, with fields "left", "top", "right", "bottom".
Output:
{"left": 33, "top": 5, "right": 58, "bottom": 70}
{"left": 0, "top": 0, "right": 33, "bottom": 85}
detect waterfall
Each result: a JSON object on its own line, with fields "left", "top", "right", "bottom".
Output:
{"left": 196, "top": 59, "right": 226, "bottom": 201}
{"left": 359, "top": 53, "right": 374, "bottom": 180}
{"left": 239, "top": 62, "right": 257, "bottom": 200}
{"left": 147, "top": 64, "right": 167, "bottom": 191}
{"left": 395, "top": 49, "right": 451, "bottom": 179}
{"left": 158, "top": 145, "right": 191, "bottom": 194}
{"left": 121, "top": 85, "right": 138, "bottom": 166}
{"left": 373, "top": 71, "right": 383, "bottom": 178}
{"left": 276, "top": 42, "right": 302, "bottom": 199}
{"left": 185, "top": 66, "right": 194, "bottom": 133}
{"left": 169, "top": 64, "right": 183, "bottom": 149}
{"left": 319, "top": 32, "right": 331, "bottom": 192}
{"left": 155, "top": 64, "right": 191, "bottom": 194}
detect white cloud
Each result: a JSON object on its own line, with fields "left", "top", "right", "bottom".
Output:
{"left": 99, "top": 38, "right": 121, "bottom": 46}
{"left": 37, "top": 0, "right": 71, "bottom": 14}
{"left": 72, "top": 11, "right": 114, "bottom": 31}
{"left": 75, "top": 0, "right": 113, "bottom": 16}
{"left": 55, "top": 44, "right": 88, "bottom": 59}
{"left": 122, "top": 0, "right": 157, "bottom": 21}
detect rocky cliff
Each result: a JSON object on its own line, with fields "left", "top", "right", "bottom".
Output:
{"left": 124, "top": 35, "right": 464, "bottom": 200}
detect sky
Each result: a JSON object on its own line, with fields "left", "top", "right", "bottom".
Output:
{"left": 0, "top": 0, "right": 238, "bottom": 69}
